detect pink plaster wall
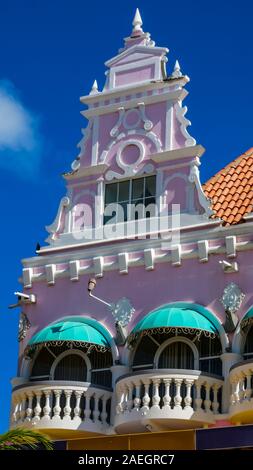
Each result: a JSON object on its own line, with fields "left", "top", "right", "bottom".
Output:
{"left": 20, "top": 250, "right": 253, "bottom": 364}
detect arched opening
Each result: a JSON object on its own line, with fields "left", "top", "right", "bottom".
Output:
{"left": 243, "top": 325, "right": 253, "bottom": 360}
{"left": 54, "top": 353, "right": 87, "bottom": 382}
{"left": 158, "top": 341, "right": 194, "bottom": 369}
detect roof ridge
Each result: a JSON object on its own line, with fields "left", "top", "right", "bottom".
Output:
{"left": 204, "top": 147, "right": 253, "bottom": 187}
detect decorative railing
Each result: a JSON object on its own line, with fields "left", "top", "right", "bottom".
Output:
{"left": 11, "top": 381, "right": 112, "bottom": 431}
{"left": 229, "top": 360, "right": 253, "bottom": 422}
{"left": 115, "top": 370, "right": 223, "bottom": 431}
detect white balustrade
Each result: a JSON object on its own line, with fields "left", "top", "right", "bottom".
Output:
{"left": 11, "top": 382, "right": 112, "bottom": 431}
{"left": 115, "top": 370, "right": 223, "bottom": 428}
{"left": 229, "top": 361, "right": 253, "bottom": 421}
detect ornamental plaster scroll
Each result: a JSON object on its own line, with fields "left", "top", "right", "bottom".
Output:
{"left": 175, "top": 102, "right": 196, "bottom": 147}
{"left": 110, "top": 104, "right": 153, "bottom": 138}
{"left": 189, "top": 158, "right": 214, "bottom": 217}
{"left": 45, "top": 196, "right": 71, "bottom": 244}
{"left": 71, "top": 121, "right": 93, "bottom": 171}
{"left": 106, "top": 139, "right": 154, "bottom": 181}
{"left": 100, "top": 129, "right": 162, "bottom": 165}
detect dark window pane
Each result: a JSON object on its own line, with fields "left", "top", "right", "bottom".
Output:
{"left": 105, "top": 183, "right": 118, "bottom": 204}
{"left": 145, "top": 176, "right": 156, "bottom": 197}
{"left": 54, "top": 354, "right": 87, "bottom": 382}
{"left": 132, "top": 178, "right": 144, "bottom": 200}
{"left": 118, "top": 181, "right": 130, "bottom": 202}
{"left": 118, "top": 202, "right": 128, "bottom": 222}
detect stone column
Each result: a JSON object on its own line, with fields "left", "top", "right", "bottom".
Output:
{"left": 220, "top": 352, "right": 242, "bottom": 413}
{"left": 110, "top": 365, "right": 129, "bottom": 425}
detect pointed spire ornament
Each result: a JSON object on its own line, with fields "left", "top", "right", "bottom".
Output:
{"left": 89, "top": 79, "right": 99, "bottom": 95}
{"left": 132, "top": 8, "right": 143, "bottom": 35}
{"left": 172, "top": 60, "right": 183, "bottom": 78}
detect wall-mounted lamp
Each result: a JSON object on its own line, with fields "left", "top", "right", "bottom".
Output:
{"left": 87, "top": 278, "right": 135, "bottom": 344}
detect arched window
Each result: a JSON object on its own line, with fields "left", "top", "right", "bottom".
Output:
{"left": 53, "top": 353, "right": 87, "bottom": 382}
{"left": 243, "top": 325, "right": 253, "bottom": 359}
{"left": 158, "top": 340, "right": 195, "bottom": 369}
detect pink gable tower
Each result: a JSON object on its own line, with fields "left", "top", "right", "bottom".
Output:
{"left": 10, "top": 10, "right": 253, "bottom": 450}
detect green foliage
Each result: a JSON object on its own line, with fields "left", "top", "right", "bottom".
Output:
{"left": 0, "top": 427, "right": 53, "bottom": 450}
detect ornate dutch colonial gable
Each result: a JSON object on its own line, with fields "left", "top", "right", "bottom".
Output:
{"left": 9, "top": 9, "right": 253, "bottom": 448}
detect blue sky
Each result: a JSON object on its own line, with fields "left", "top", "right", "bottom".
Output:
{"left": 0, "top": 0, "right": 253, "bottom": 432}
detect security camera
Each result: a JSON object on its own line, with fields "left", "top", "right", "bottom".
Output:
{"left": 219, "top": 260, "right": 238, "bottom": 273}
{"left": 8, "top": 292, "right": 37, "bottom": 309}
{"left": 14, "top": 291, "right": 31, "bottom": 300}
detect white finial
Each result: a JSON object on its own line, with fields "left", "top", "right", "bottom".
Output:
{"left": 172, "top": 60, "right": 182, "bottom": 78}
{"left": 132, "top": 8, "right": 143, "bottom": 33}
{"left": 90, "top": 79, "right": 98, "bottom": 95}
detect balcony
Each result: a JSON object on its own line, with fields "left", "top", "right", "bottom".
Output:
{"left": 229, "top": 359, "right": 253, "bottom": 425}
{"left": 10, "top": 381, "right": 112, "bottom": 438}
{"left": 114, "top": 369, "right": 224, "bottom": 434}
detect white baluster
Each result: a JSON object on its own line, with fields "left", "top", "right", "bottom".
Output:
{"left": 11, "top": 397, "right": 19, "bottom": 424}
{"left": 238, "top": 376, "right": 245, "bottom": 402}
{"left": 194, "top": 381, "right": 203, "bottom": 411}
{"left": 151, "top": 378, "right": 161, "bottom": 409}
{"left": 101, "top": 394, "right": 109, "bottom": 425}
{"left": 15, "top": 395, "right": 22, "bottom": 422}
{"left": 127, "top": 383, "right": 133, "bottom": 412}
{"left": 53, "top": 390, "right": 62, "bottom": 420}
{"left": 122, "top": 384, "right": 129, "bottom": 413}
{"left": 203, "top": 383, "right": 211, "bottom": 412}
{"left": 84, "top": 391, "right": 92, "bottom": 422}
{"left": 43, "top": 390, "right": 51, "bottom": 420}
{"left": 212, "top": 384, "right": 220, "bottom": 414}
{"left": 74, "top": 390, "right": 82, "bottom": 420}
{"left": 245, "top": 372, "right": 252, "bottom": 401}
{"left": 133, "top": 381, "right": 141, "bottom": 411}
{"left": 20, "top": 393, "right": 27, "bottom": 422}
{"left": 32, "top": 391, "right": 42, "bottom": 423}
{"left": 116, "top": 386, "right": 124, "bottom": 415}
{"left": 184, "top": 379, "right": 193, "bottom": 409}
{"left": 63, "top": 390, "right": 72, "bottom": 419}
{"left": 174, "top": 379, "right": 183, "bottom": 409}
{"left": 25, "top": 392, "right": 34, "bottom": 422}
{"left": 93, "top": 393, "right": 100, "bottom": 422}
{"left": 234, "top": 378, "right": 240, "bottom": 404}
{"left": 162, "top": 379, "right": 172, "bottom": 409}
{"left": 141, "top": 380, "right": 151, "bottom": 415}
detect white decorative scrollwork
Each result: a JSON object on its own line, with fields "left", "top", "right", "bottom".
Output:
{"left": 45, "top": 196, "right": 70, "bottom": 243}
{"left": 106, "top": 140, "right": 145, "bottom": 180}
{"left": 189, "top": 158, "right": 214, "bottom": 217}
{"left": 110, "top": 107, "right": 125, "bottom": 137}
{"left": 109, "top": 298, "right": 135, "bottom": 327}
{"left": 220, "top": 283, "right": 245, "bottom": 314}
{"left": 175, "top": 102, "right": 196, "bottom": 147}
{"left": 138, "top": 103, "right": 153, "bottom": 131}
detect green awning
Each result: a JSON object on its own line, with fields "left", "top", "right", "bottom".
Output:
{"left": 129, "top": 303, "right": 218, "bottom": 343}
{"left": 27, "top": 317, "right": 110, "bottom": 352}
{"left": 241, "top": 307, "right": 253, "bottom": 329}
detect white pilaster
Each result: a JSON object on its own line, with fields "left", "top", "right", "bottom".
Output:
{"left": 220, "top": 352, "right": 242, "bottom": 413}
{"left": 69, "top": 260, "right": 80, "bottom": 281}
{"left": 23, "top": 268, "right": 32, "bottom": 288}
{"left": 91, "top": 116, "right": 99, "bottom": 165}
{"left": 198, "top": 240, "right": 208, "bottom": 262}
{"left": 165, "top": 100, "right": 173, "bottom": 150}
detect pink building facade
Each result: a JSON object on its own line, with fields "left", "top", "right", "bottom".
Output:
{"left": 10, "top": 10, "right": 253, "bottom": 448}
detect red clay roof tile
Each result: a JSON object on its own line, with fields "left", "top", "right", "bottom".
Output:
{"left": 203, "top": 148, "right": 253, "bottom": 225}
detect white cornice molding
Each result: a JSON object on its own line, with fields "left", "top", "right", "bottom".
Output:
{"left": 23, "top": 218, "right": 253, "bottom": 269}
{"left": 20, "top": 233, "right": 253, "bottom": 286}
{"left": 80, "top": 77, "right": 189, "bottom": 105}
{"left": 104, "top": 44, "right": 169, "bottom": 68}
{"left": 82, "top": 89, "right": 188, "bottom": 119}
{"left": 151, "top": 145, "right": 205, "bottom": 163}
{"left": 63, "top": 163, "right": 109, "bottom": 181}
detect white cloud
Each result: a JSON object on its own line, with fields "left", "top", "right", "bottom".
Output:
{"left": 0, "top": 80, "right": 42, "bottom": 177}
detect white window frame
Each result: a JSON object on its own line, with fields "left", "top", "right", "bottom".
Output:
{"left": 50, "top": 349, "right": 92, "bottom": 382}
{"left": 154, "top": 336, "right": 199, "bottom": 370}
{"left": 104, "top": 174, "right": 157, "bottom": 223}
